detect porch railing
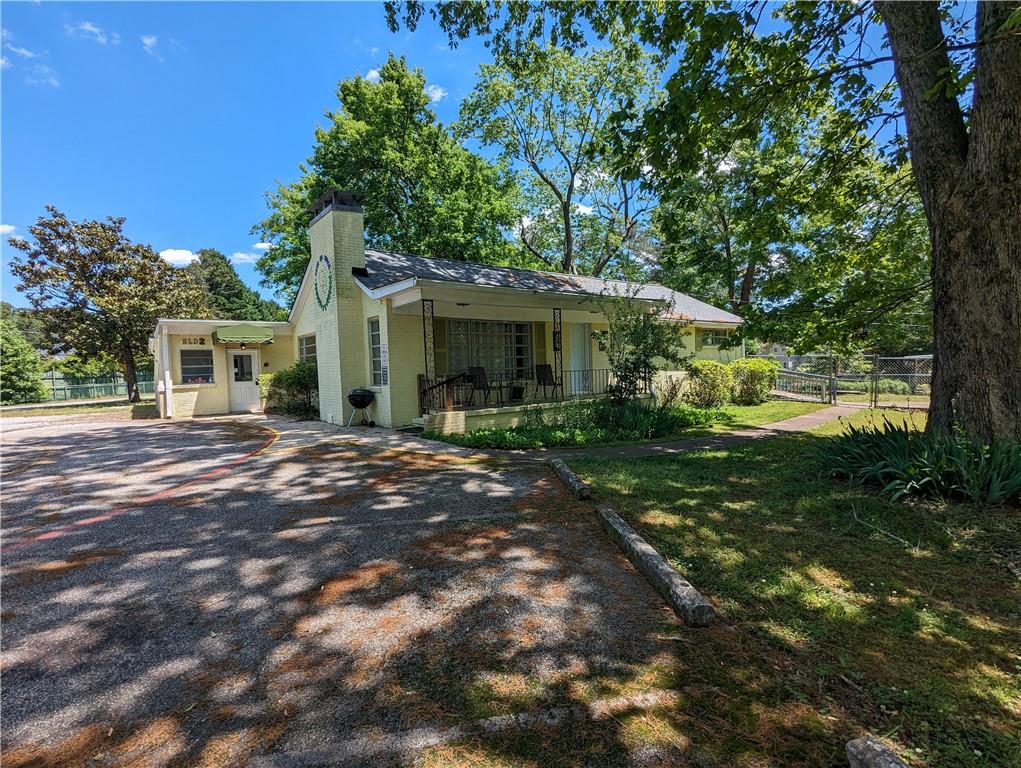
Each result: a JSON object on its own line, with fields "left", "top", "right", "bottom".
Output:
{"left": 418, "top": 368, "right": 629, "bottom": 413}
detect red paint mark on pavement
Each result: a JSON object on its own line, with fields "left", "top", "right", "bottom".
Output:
{"left": 1, "top": 425, "right": 280, "bottom": 553}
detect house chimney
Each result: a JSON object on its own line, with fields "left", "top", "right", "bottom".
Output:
{"left": 307, "top": 189, "right": 367, "bottom": 424}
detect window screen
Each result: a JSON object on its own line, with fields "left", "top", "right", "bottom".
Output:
{"left": 180, "top": 349, "right": 214, "bottom": 384}
{"left": 298, "top": 334, "right": 317, "bottom": 364}
{"left": 446, "top": 320, "right": 533, "bottom": 378}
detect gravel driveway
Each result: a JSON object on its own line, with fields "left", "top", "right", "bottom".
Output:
{"left": 1, "top": 415, "right": 686, "bottom": 767}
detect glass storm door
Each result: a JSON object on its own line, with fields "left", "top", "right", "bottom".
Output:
{"left": 228, "top": 350, "right": 260, "bottom": 412}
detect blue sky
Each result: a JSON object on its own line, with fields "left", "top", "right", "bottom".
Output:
{"left": 1, "top": 1, "right": 491, "bottom": 306}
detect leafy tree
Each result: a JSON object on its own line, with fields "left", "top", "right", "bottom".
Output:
{"left": 255, "top": 54, "right": 522, "bottom": 300}
{"left": 8, "top": 207, "right": 210, "bottom": 402}
{"left": 187, "top": 249, "right": 286, "bottom": 321}
{"left": 0, "top": 301, "right": 49, "bottom": 352}
{"left": 54, "top": 352, "right": 122, "bottom": 379}
{"left": 388, "top": 1, "right": 1021, "bottom": 442}
{"left": 458, "top": 39, "right": 658, "bottom": 277}
{"left": 0, "top": 318, "right": 48, "bottom": 404}
{"left": 592, "top": 290, "right": 689, "bottom": 403}
{"left": 656, "top": 123, "right": 933, "bottom": 355}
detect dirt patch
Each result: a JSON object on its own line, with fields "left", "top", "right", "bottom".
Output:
{"left": 6, "top": 548, "right": 123, "bottom": 588}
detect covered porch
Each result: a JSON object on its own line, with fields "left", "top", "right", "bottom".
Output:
{"left": 376, "top": 279, "right": 657, "bottom": 433}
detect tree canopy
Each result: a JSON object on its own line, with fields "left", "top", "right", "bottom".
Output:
{"left": 458, "top": 38, "right": 659, "bottom": 277}
{"left": 0, "top": 318, "right": 48, "bottom": 405}
{"left": 387, "top": 0, "right": 1021, "bottom": 441}
{"left": 188, "top": 249, "right": 286, "bottom": 321}
{"left": 8, "top": 206, "right": 210, "bottom": 401}
{"left": 255, "top": 54, "right": 523, "bottom": 301}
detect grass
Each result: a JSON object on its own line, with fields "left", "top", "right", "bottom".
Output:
{"left": 0, "top": 398, "right": 158, "bottom": 419}
{"left": 427, "top": 399, "right": 828, "bottom": 449}
{"left": 564, "top": 409, "right": 1020, "bottom": 767}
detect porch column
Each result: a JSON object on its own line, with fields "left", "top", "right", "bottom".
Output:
{"left": 552, "top": 307, "right": 563, "bottom": 401}
{"left": 422, "top": 298, "right": 437, "bottom": 411}
{"left": 160, "top": 326, "right": 174, "bottom": 418}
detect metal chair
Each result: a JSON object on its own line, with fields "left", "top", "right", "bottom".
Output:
{"left": 467, "top": 367, "right": 503, "bottom": 405}
{"left": 534, "top": 363, "right": 563, "bottom": 401}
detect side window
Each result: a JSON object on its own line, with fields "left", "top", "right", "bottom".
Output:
{"left": 298, "top": 334, "right": 317, "bottom": 364}
{"left": 368, "top": 318, "right": 382, "bottom": 386}
{"left": 180, "top": 349, "right": 214, "bottom": 384}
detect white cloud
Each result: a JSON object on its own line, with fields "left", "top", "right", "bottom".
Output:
{"left": 252, "top": 242, "right": 272, "bottom": 251}
{"left": 159, "top": 248, "right": 198, "bottom": 266}
{"left": 0, "top": 224, "right": 16, "bottom": 235}
{"left": 231, "top": 252, "right": 259, "bottom": 264}
{"left": 369, "top": 46, "right": 379, "bottom": 56}
{"left": 574, "top": 203, "right": 594, "bottom": 215}
{"left": 0, "top": 56, "right": 9, "bottom": 70}
{"left": 365, "top": 68, "right": 381, "bottom": 83}
{"left": 141, "top": 34, "right": 163, "bottom": 61}
{"left": 425, "top": 83, "right": 448, "bottom": 103}
{"left": 5, "top": 44, "right": 38, "bottom": 59}
{"left": 25, "top": 64, "right": 59, "bottom": 88}
{"left": 65, "top": 21, "right": 119, "bottom": 46}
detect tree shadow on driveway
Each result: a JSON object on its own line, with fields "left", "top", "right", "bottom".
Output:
{"left": 2, "top": 418, "right": 697, "bottom": 767}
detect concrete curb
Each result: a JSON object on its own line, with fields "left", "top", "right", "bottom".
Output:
{"left": 596, "top": 505, "right": 715, "bottom": 627}
{"left": 846, "top": 736, "right": 909, "bottom": 768}
{"left": 547, "top": 457, "right": 591, "bottom": 499}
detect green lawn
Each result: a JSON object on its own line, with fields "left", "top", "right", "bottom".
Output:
{"left": 567, "top": 409, "right": 1020, "bottom": 767}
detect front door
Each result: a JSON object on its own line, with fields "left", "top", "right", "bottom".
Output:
{"left": 569, "top": 323, "right": 592, "bottom": 394}
{"left": 228, "top": 350, "right": 260, "bottom": 412}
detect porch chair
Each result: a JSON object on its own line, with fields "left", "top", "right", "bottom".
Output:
{"left": 534, "top": 364, "right": 563, "bottom": 401}
{"left": 467, "top": 367, "right": 503, "bottom": 406}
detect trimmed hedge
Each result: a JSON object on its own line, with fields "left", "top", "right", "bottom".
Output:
{"left": 683, "top": 360, "right": 734, "bottom": 408}
{"left": 730, "top": 358, "right": 780, "bottom": 405}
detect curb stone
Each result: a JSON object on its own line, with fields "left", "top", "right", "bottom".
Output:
{"left": 597, "top": 505, "right": 715, "bottom": 627}
{"left": 547, "top": 457, "right": 591, "bottom": 499}
{"left": 846, "top": 736, "right": 909, "bottom": 768}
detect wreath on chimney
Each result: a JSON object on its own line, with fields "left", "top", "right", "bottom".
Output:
{"left": 314, "top": 254, "right": 334, "bottom": 311}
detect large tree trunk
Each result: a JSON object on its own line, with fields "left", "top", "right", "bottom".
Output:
{"left": 122, "top": 348, "right": 141, "bottom": 403}
{"left": 878, "top": 0, "right": 1021, "bottom": 442}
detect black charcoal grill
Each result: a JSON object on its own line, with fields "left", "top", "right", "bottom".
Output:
{"left": 347, "top": 388, "right": 376, "bottom": 427}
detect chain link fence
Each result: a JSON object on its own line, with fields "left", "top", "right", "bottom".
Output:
{"left": 754, "top": 354, "right": 931, "bottom": 409}
{"left": 42, "top": 370, "right": 155, "bottom": 401}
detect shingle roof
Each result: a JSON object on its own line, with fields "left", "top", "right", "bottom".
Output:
{"left": 361, "top": 249, "right": 743, "bottom": 324}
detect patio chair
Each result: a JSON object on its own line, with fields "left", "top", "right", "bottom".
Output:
{"left": 467, "top": 367, "right": 503, "bottom": 405}
{"left": 534, "top": 363, "right": 563, "bottom": 401}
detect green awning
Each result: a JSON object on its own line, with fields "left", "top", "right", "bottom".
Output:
{"left": 212, "top": 324, "right": 274, "bottom": 345}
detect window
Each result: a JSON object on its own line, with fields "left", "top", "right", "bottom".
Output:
{"left": 447, "top": 320, "right": 533, "bottom": 378}
{"left": 180, "top": 349, "right": 214, "bottom": 384}
{"left": 701, "top": 330, "right": 730, "bottom": 347}
{"left": 298, "top": 334, "right": 317, "bottom": 364}
{"left": 232, "top": 354, "right": 253, "bottom": 382}
{"left": 368, "top": 317, "right": 383, "bottom": 386}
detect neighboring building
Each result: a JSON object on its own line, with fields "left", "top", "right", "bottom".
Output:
{"left": 152, "top": 190, "right": 743, "bottom": 431}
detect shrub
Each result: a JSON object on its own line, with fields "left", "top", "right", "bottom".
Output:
{"left": 262, "top": 361, "right": 318, "bottom": 418}
{"left": 684, "top": 360, "right": 734, "bottom": 408}
{"left": 430, "top": 399, "right": 726, "bottom": 449}
{"left": 840, "top": 378, "right": 911, "bottom": 395}
{"left": 730, "top": 358, "right": 779, "bottom": 405}
{"left": 821, "top": 417, "right": 1021, "bottom": 507}
{"left": 0, "top": 318, "right": 47, "bottom": 404}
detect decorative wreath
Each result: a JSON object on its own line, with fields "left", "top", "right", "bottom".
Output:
{"left": 314, "top": 254, "right": 334, "bottom": 310}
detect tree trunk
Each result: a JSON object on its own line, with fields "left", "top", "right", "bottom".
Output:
{"left": 878, "top": 0, "right": 1021, "bottom": 442}
{"left": 122, "top": 348, "right": 141, "bottom": 403}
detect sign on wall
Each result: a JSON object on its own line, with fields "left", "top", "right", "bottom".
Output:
{"left": 380, "top": 343, "right": 389, "bottom": 385}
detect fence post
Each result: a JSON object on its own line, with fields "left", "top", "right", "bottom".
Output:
{"left": 872, "top": 353, "right": 879, "bottom": 409}
{"left": 828, "top": 353, "right": 836, "bottom": 404}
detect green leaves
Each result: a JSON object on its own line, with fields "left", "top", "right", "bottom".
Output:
{"left": 0, "top": 318, "right": 48, "bottom": 404}
{"left": 254, "top": 54, "right": 521, "bottom": 300}
{"left": 8, "top": 206, "right": 210, "bottom": 391}
{"left": 188, "top": 249, "right": 285, "bottom": 321}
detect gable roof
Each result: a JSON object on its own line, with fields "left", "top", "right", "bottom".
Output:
{"left": 360, "top": 249, "right": 743, "bottom": 324}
